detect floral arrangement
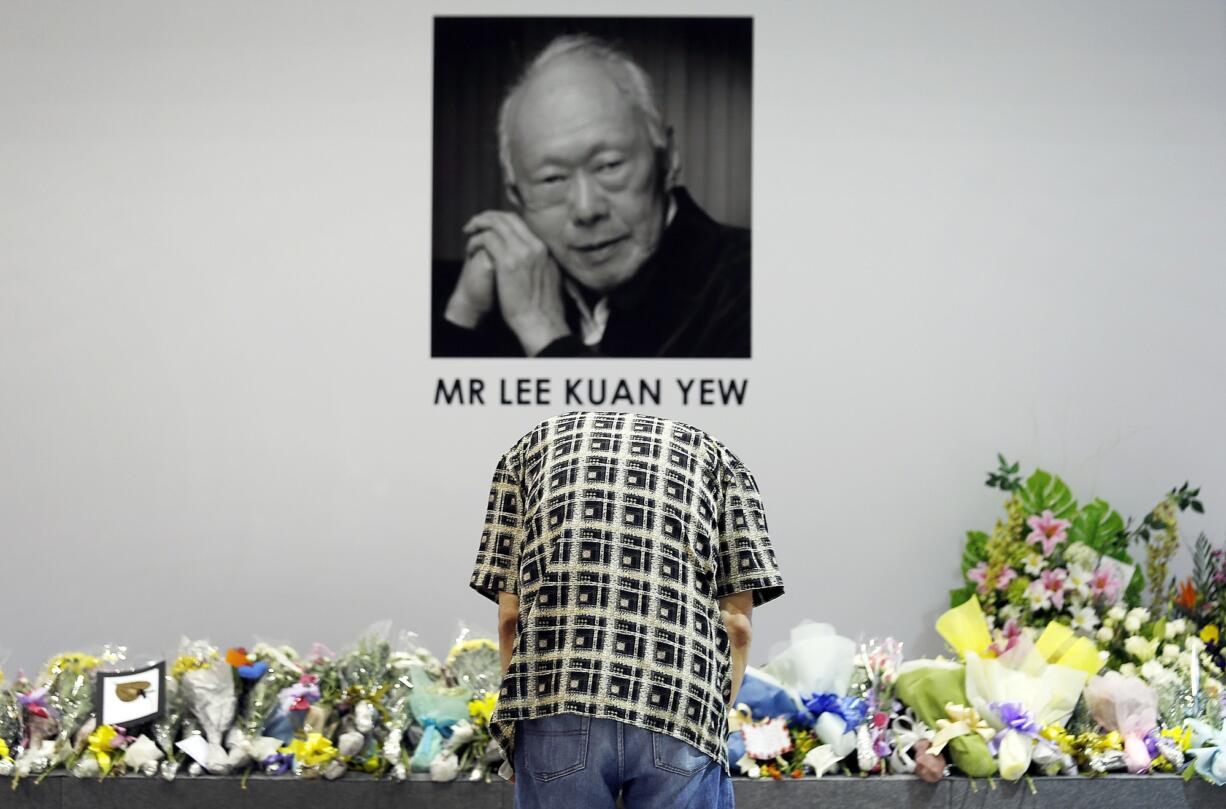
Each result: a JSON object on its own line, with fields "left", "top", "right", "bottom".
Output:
{"left": 2, "top": 627, "right": 499, "bottom": 787}
{"left": 1, "top": 457, "right": 1222, "bottom": 790}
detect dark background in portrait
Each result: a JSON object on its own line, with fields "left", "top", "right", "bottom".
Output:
{"left": 431, "top": 16, "right": 752, "bottom": 263}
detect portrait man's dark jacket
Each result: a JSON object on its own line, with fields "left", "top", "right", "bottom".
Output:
{"left": 431, "top": 187, "right": 750, "bottom": 358}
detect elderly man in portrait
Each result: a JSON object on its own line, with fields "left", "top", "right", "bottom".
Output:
{"left": 433, "top": 35, "right": 751, "bottom": 358}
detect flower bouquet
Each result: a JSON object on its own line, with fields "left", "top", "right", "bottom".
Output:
{"left": 172, "top": 639, "right": 237, "bottom": 774}
{"left": 383, "top": 635, "right": 442, "bottom": 780}
{"left": 0, "top": 657, "right": 20, "bottom": 778}
{"left": 427, "top": 693, "right": 502, "bottom": 782}
{"left": 938, "top": 596, "right": 1102, "bottom": 780}
{"left": 730, "top": 711, "right": 816, "bottom": 780}
{"left": 224, "top": 643, "right": 303, "bottom": 774}
{"left": 147, "top": 672, "right": 185, "bottom": 779}
{"left": 1095, "top": 607, "right": 1223, "bottom": 729}
{"left": 851, "top": 638, "right": 904, "bottom": 773}
{"left": 953, "top": 457, "right": 1203, "bottom": 636}
{"left": 280, "top": 732, "right": 344, "bottom": 780}
{"left": 756, "top": 622, "right": 861, "bottom": 774}
{"left": 334, "top": 622, "right": 397, "bottom": 776}
{"left": 13, "top": 651, "right": 100, "bottom": 782}
{"left": 1082, "top": 671, "right": 1160, "bottom": 773}
{"left": 408, "top": 684, "right": 470, "bottom": 774}
{"left": 68, "top": 722, "right": 136, "bottom": 779}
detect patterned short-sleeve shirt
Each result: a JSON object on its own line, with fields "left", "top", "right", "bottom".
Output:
{"left": 469, "top": 411, "right": 785, "bottom": 772}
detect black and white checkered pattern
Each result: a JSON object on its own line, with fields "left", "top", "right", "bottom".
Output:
{"left": 470, "top": 411, "right": 784, "bottom": 772}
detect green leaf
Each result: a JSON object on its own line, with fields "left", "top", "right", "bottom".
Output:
{"left": 962, "top": 530, "right": 990, "bottom": 575}
{"left": 1124, "top": 567, "right": 1145, "bottom": 607}
{"left": 1018, "top": 469, "right": 1078, "bottom": 520}
{"left": 1068, "top": 499, "right": 1127, "bottom": 557}
{"left": 949, "top": 584, "right": 977, "bottom": 609}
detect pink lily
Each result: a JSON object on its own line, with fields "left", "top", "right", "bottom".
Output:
{"left": 1040, "top": 568, "right": 1068, "bottom": 610}
{"left": 1026, "top": 510, "right": 1071, "bottom": 556}
{"left": 989, "top": 618, "right": 1022, "bottom": 656}
{"left": 968, "top": 562, "right": 991, "bottom": 595}
{"left": 1090, "top": 568, "right": 1122, "bottom": 603}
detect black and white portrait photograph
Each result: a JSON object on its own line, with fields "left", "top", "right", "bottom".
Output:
{"left": 431, "top": 17, "right": 753, "bottom": 358}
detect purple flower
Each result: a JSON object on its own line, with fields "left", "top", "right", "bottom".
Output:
{"left": 263, "top": 752, "right": 293, "bottom": 775}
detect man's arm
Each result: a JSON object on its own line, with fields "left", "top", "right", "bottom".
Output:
{"left": 497, "top": 591, "right": 520, "bottom": 676}
{"left": 718, "top": 590, "right": 754, "bottom": 705}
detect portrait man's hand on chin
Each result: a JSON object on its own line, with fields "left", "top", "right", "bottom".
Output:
{"left": 450, "top": 210, "right": 571, "bottom": 357}
{"left": 433, "top": 33, "right": 752, "bottom": 359}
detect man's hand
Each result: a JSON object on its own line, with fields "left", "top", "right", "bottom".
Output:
{"left": 462, "top": 211, "right": 572, "bottom": 356}
{"left": 444, "top": 246, "right": 496, "bottom": 329}
{"left": 719, "top": 591, "right": 754, "bottom": 706}
{"left": 497, "top": 592, "right": 520, "bottom": 677}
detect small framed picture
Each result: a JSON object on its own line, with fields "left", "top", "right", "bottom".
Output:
{"left": 96, "top": 660, "right": 166, "bottom": 728}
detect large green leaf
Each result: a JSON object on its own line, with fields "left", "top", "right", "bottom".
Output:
{"left": 1068, "top": 499, "right": 1127, "bottom": 557}
{"left": 961, "top": 530, "right": 989, "bottom": 575}
{"left": 949, "top": 583, "right": 977, "bottom": 609}
{"left": 1018, "top": 469, "right": 1078, "bottom": 520}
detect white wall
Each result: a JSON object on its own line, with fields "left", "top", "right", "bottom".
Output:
{"left": 2, "top": 0, "right": 1223, "bottom": 676}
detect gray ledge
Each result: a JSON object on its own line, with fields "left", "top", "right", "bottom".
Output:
{"left": 0, "top": 773, "right": 1220, "bottom": 809}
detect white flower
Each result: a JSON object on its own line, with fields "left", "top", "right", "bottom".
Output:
{"left": 1025, "top": 580, "right": 1052, "bottom": 612}
{"left": 1098, "top": 650, "right": 1110, "bottom": 665}
{"left": 1124, "top": 635, "right": 1157, "bottom": 663}
{"left": 1140, "top": 660, "right": 1178, "bottom": 687}
{"left": 1096, "top": 626, "right": 1114, "bottom": 643}
{"left": 1066, "top": 565, "right": 1093, "bottom": 599}
{"left": 1127, "top": 607, "right": 1150, "bottom": 625}
{"left": 1107, "top": 605, "right": 1127, "bottom": 624}
{"left": 1124, "top": 615, "right": 1143, "bottom": 633}
{"left": 1186, "top": 636, "right": 1206, "bottom": 654}
{"left": 1165, "top": 619, "right": 1187, "bottom": 640}
{"left": 1000, "top": 604, "right": 1022, "bottom": 623}
{"left": 1070, "top": 606, "right": 1099, "bottom": 634}
{"left": 1065, "top": 542, "right": 1100, "bottom": 570}
{"left": 1120, "top": 663, "right": 1138, "bottom": 677}
{"left": 1023, "top": 552, "right": 1046, "bottom": 576}
{"left": 1162, "top": 643, "right": 1181, "bottom": 663}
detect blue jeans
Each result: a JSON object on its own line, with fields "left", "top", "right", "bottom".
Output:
{"left": 513, "top": 714, "right": 733, "bottom": 809}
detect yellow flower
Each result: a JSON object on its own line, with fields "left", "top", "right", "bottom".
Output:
{"left": 1201, "top": 625, "right": 1220, "bottom": 645}
{"left": 282, "top": 733, "right": 338, "bottom": 768}
{"left": 0, "top": 738, "right": 10, "bottom": 761}
{"left": 171, "top": 655, "right": 210, "bottom": 678}
{"left": 87, "top": 725, "right": 119, "bottom": 775}
{"left": 1040, "top": 725, "right": 1074, "bottom": 754}
{"left": 46, "top": 653, "right": 100, "bottom": 678}
{"left": 469, "top": 693, "right": 498, "bottom": 727}
{"left": 446, "top": 638, "right": 497, "bottom": 666}
{"left": 1162, "top": 725, "right": 1192, "bottom": 752}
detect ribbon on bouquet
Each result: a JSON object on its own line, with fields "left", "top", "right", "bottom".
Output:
{"left": 888, "top": 710, "right": 934, "bottom": 774}
{"left": 928, "top": 703, "right": 994, "bottom": 757}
